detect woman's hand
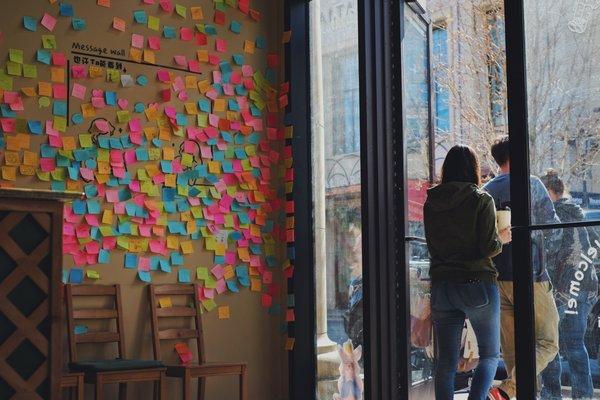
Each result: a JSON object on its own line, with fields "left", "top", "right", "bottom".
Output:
{"left": 498, "top": 227, "right": 512, "bottom": 244}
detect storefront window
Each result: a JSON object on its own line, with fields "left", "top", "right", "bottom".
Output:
{"left": 310, "top": 0, "right": 363, "bottom": 399}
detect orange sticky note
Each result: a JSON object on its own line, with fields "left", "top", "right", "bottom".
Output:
{"left": 1, "top": 166, "right": 16, "bottom": 181}
{"left": 282, "top": 30, "right": 292, "bottom": 43}
{"left": 218, "top": 306, "right": 230, "bottom": 319}
{"left": 180, "top": 240, "right": 193, "bottom": 254}
{"left": 51, "top": 67, "right": 65, "bottom": 83}
{"left": 243, "top": 40, "right": 255, "bottom": 54}
{"left": 143, "top": 50, "right": 156, "bottom": 64}
{"left": 285, "top": 337, "right": 295, "bottom": 351}
{"left": 113, "top": 17, "right": 126, "bottom": 32}
{"left": 129, "top": 48, "right": 143, "bottom": 63}
{"left": 190, "top": 6, "right": 203, "bottom": 20}
{"left": 250, "top": 279, "right": 261, "bottom": 292}
{"left": 97, "top": 0, "right": 111, "bottom": 7}
{"left": 38, "top": 82, "right": 52, "bottom": 97}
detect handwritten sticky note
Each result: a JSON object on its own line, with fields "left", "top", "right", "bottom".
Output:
{"left": 243, "top": 40, "right": 255, "bottom": 54}
{"left": 86, "top": 270, "right": 100, "bottom": 279}
{"left": 190, "top": 6, "right": 203, "bottom": 20}
{"left": 71, "top": 83, "right": 86, "bottom": 99}
{"left": 9, "top": 49, "right": 23, "bottom": 64}
{"left": 133, "top": 10, "right": 148, "bottom": 24}
{"left": 42, "top": 35, "right": 57, "bottom": 49}
{"left": 131, "top": 33, "right": 144, "bottom": 49}
{"left": 178, "top": 268, "right": 191, "bottom": 283}
{"left": 72, "top": 18, "right": 86, "bottom": 31}
{"left": 113, "top": 17, "right": 126, "bottom": 32}
{"left": 148, "top": 15, "right": 160, "bottom": 31}
{"left": 175, "top": 4, "right": 186, "bottom": 18}
{"left": 148, "top": 36, "right": 161, "bottom": 50}
{"left": 175, "top": 342, "right": 193, "bottom": 364}
{"left": 41, "top": 13, "right": 57, "bottom": 32}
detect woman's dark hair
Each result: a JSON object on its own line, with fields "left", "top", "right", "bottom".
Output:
{"left": 491, "top": 135, "right": 510, "bottom": 166}
{"left": 540, "top": 168, "right": 565, "bottom": 196}
{"left": 441, "top": 145, "right": 481, "bottom": 186}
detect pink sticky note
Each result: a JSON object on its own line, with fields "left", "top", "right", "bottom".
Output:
{"left": 128, "top": 118, "right": 142, "bottom": 132}
{"left": 131, "top": 34, "right": 144, "bottom": 49}
{"left": 211, "top": 265, "right": 224, "bottom": 279}
{"left": 242, "top": 65, "right": 253, "bottom": 77}
{"left": 139, "top": 256, "right": 151, "bottom": 271}
{"left": 157, "top": 69, "right": 170, "bottom": 82}
{"left": 215, "top": 279, "right": 227, "bottom": 294}
{"left": 173, "top": 55, "right": 186, "bottom": 66}
{"left": 91, "top": 97, "right": 106, "bottom": 108}
{"left": 148, "top": 36, "right": 161, "bottom": 50}
{"left": 71, "top": 83, "right": 86, "bottom": 100}
{"left": 215, "top": 38, "right": 227, "bottom": 52}
{"left": 159, "top": 0, "right": 173, "bottom": 12}
{"left": 40, "top": 158, "right": 56, "bottom": 171}
{"left": 180, "top": 27, "right": 193, "bottom": 41}
{"left": 208, "top": 54, "right": 220, "bottom": 65}
{"left": 95, "top": 119, "right": 110, "bottom": 131}
{"left": 41, "top": 13, "right": 57, "bottom": 31}
{"left": 71, "top": 65, "right": 87, "bottom": 79}
{"left": 187, "top": 60, "right": 200, "bottom": 73}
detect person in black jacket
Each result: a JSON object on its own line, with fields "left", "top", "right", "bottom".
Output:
{"left": 540, "top": 169, "right": 599, "bottom": 400}
{"left": 424, "top": 145, "right": 511, "bottom": 400}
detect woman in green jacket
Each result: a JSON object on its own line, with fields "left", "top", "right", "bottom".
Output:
{"left": 424, "top": 145, "right": 511, "bottom": 400}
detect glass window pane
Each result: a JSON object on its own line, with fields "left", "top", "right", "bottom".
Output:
{"left": 536, "top": 226, "right": 600, "bottom": 399}
{"left": 310, "top": 1, "right": 363, "bottom": 399}
{"left": 525, "top": 0, "right": 600, "bottom": 223}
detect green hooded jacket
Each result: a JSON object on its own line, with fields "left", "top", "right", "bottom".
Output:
{"left": 424, "top": 182, "right": 502, "bottom": 282}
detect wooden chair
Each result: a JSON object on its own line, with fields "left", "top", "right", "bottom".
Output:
{"left": 65, "top": 284, "right": 166, "bottom": 400}
{"left": 148, "top": 284, "right": 247, "bottom": 400}
{"left": 60, "top": 372, "right": 84, "bottom": 400}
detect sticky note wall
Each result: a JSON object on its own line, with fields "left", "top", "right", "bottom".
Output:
{"left": 0, "top": 0, "right": 295, "bottom": 319}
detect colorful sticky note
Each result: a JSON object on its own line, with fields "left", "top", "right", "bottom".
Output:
{"left": 178, "top": 268, "right": 191, "bottom": 282}
{"left": 72, "top": 18, "right": 86, "bottom": 31}
{"left": 113, "top": 17, "right": 126, "bottom": 31}
{"left": 23, "top": 16, "right": 37, "bottom": 32}
{"left": 218, "top": 306, "right": 230, "bottom": 319}
{"left": 41, "top": 13, "right": 57, "bottom": 32}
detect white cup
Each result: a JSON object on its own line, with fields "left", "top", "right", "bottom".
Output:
{"left": 497, "top": 210, "right": 511, "bottom": 231}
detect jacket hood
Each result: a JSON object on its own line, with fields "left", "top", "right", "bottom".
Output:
{"left": 554, "top": 198, "right": 584, "bottom": 221}
{"left": 426, "top": 182, "right": 479, "bottom": 212}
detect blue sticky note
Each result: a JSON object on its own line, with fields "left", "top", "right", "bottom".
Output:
{"left": 136, "top": 75, "right": 148, "bottom": 86}
{"left": 72, "top": 113, "right": 83, "bottom": 125}
{"left": 160, "top": 160, "right": 173, "bottom": 173}
{"left": 256, "top": 36, "right": 266, "bottom": 49}
{"left": 124, "top": 253, "right": 138, "bottom": 269}
{"left": 59, "top": 2, "right": 74, "bottom": 17}
{"left": 37, "top": 50, "right": 51, "bottom": 65}
{"left": 178, "top": 268, "right": 191, "bottom": 283}
{"left": 74, "top": 325, "right": 88, "bottom": 335}
{"left": 69, "top": 268, "right": 84, "bottom": 284}
{"left": 138, "top": 271, "right": 152, "bottom": 282}
{"left": 226, "top": 280, "right": 239, "bottom": 293}
{"left": 105, "top": 91, "right": 117, "bottom": 106}
{"left": 23, "top": 16, "right": 37, "bottom": 32}
{"left": 170, "top": 252, "right": 184, "bottom": 266}
{"left": 230, "top": 20, "right": 242, "bottom": 34}
{"left": 98, "top": 249, "right": 110, "bottom": 264}
{"left": 232, "top": 54, "right": 244, "bottom": 66}
{"left": 53, "top": 101, "right": 67, "bottom": 117}
{"left": 62, "top": 269, "right": 69, "bottom": 283}
{"left": 28, "top": 120, "right": 42, "bottom": 134}
{"left": 163, "top": 26, "right": 176, "bottom": 39}
{"left": 87, "top": 200, "right": 101, "bottom": 214}
{"left": 72, "top": 199, "right": 86, "bottom": 215}
{"left": 134, "top": 102, "right": 145, "bottom": 113}
{"left": 198, "top": 99, "right": 211, "bottom": 113}
{"left": 176, "top": 114, "right": 187, "bottom": 126}
{"left": 205, "top": 24, "right": 217, "bottom": 35}
{"left": 133, "top": 10, "right": 148, "bottom": 24}
{"left": 72, "top": 18, "right": 86, "bottom": 31}
{"left": 159, "top": 259, "right": 171, "bottom": 273}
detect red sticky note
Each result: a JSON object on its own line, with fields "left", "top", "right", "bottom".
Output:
{"left": 159, "top": 0, "right": 173, "bottom": 12}
{"left": 267, "top": 54, "right": 280, "bottom": 68}
{"left": 71, "top": 65, "right": 87, "bottom": 78}
{"left": 52, "top": 52, "right": 67, "bottom": 66}
{"left": 180, "top": 27, "right": 193, "bottom": 41}
{"left": 187, "top": 60, "right": 200, "bottom": 73}
{"left": 161, "top": 89, "right": 171, "bottom": 102}
{"left": 195, "top": 32, "right": 207, "bottom": 45}
{"left": 53, "top": 84, "right": 67, "bottom": 99}
{"left": 215, "top": 38, "right": 227, "bottom": 53}
{"left": 214, "top": 10, "right": 225, "bottom": 25}
{"left": 148, "top": 36, "right": 161, "bottom": 50}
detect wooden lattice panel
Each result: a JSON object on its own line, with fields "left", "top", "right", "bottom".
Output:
{"left": 0, "top": 211, "right": 52, "bottom": 400}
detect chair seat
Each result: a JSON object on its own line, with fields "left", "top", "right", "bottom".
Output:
{"left": 69, "top": 358, "right": 164, "bottom": 373}
{"left": 165, "top": 362, "right": 246, "bottom": 377}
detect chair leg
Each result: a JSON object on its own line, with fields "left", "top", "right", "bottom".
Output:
{"left": 239, "top": 366, "right": 247, "bottom": 400}
{"left": 196, "top": 377, "right": 205, "bottom": 400}
{"left": 95, "top": 379, "right": 103, "bottom": 400}
{"left": 159, "top": 372, "right": 166, "bottom": 400}
{"left": 119, "top": 382, "right": 127, "bottom": 400}
{"left": 183, "top": 373, "right": 191, "bottom": 400}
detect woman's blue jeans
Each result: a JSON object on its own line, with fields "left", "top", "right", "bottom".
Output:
{"left": 432, "top": 280, "right": 500, "bottom": 400}
{"left": 540, "top": 291, "right": 598, "bottom": 400}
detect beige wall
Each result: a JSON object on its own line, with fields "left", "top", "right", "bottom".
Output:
{"left": 0, "top": 0, "right": 288, "bottom": 399}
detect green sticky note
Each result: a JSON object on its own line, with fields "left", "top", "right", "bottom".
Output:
{"left": 79, "top": 134, "right": 93, "bottom": 148}
{"left": 9, "top": 49, "right": 23, "bottom": 63}
{"left": 6, "top": 62, "right": 22, "bottom": 76}
{"left": 196, "top": 267, "right": 208, "bottom": 280}
{"left": 0, "top": 72, "right": 13, "bottom": 90}
{"left": 42, "top": 35, "right": 57, "bottom": 49}
{"left": 23, "top": 64, "right": 37, "bottom": 78}
{"left": 202, "top": 299, "right": 217, "bottom": 312}
{"left": 117, "top": 110, "right": 131, "bottom": 123}
{"left": 106, "top": 69, "right": 120, "bottom": 83}
{"left": 117, "top": 236, "right": 129, "bottom": 250}
{"left": 175, "top": 4, "right": 187, "bottom": 18}
{"left": 148, "top": 15, "right": 160, "bottom": 31}
{"left": 53, "top": 116, "right": 67, "bottom": 132}
{"left": 99, "top": 226, "right": 114, "bottom": 236}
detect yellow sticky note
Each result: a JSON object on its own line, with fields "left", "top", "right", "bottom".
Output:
{"left": 129, "top": 47, "right": 142, "bottom": 63}
{"left": 89, "top": 66, "right": 104, "bottom": 78}
{"left": 21, "top": 87, "right": 36, "bottom": 97}
{"left": 250, "top": 279, "right": 261, "bottom": 292}
{"left": 7, "top": 62, "right": 23, "bottom": 76}
{"left": 1, "top": 166, "right": 16, "bottom": 181}
{"left": 102, "top": 209, "right": 113, "bottom": 224}
{"left": 62, "top": 136, "right": 76, "bottom": 151}
{"left": 185, "top": 75, "right": 197, "bottom": 88}
{"left": 285, "top": 337, "right": 295, "bottom": 350}
{"left": 143, "top": 50, "right": 156, "bottom": 64}
{"left": 81, "top": 103, "right": 96, "bottom": 118}
{"left": 38, "top": 81, "right": 52, "bottom": 96}
{"left": 175, "top": 4, "right": 186, "bottom": 18}
{"left": 243, "top": 40, "right": 255, "bottom": 54}
{"left": 159, "top": 297, "right": 172, "bottom": 308}
{"left": 162, "top": 146, "right": 175, "bottom": 160}
{"left": 20, "top": 165, "right": 35, "bottom": 176}
{"left": 218, "top": 306, "right": 230, "bottom": 320}
{"left": 23, "top": 151, "right": 38, "bottom": 166}
{"left": 213, "top": 99, "right": 226, "bottom": 112}
{"left": 196, "top": 50, "right": 208, "bottom": 63}
{"left": 180, "top": 240, "right": 193, "bottom": 254}
{"left": 4, "top": 151, "right": 20, "bottom": 166}
{"left": 87, "top": 270, "right": 100, "bottom": 279}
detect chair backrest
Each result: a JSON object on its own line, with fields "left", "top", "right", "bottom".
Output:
{"left": 148, "top": 284, "right": 205, "bottom": 363}
{"left": 65, "top": 284, "right": 126, "bottom": 362}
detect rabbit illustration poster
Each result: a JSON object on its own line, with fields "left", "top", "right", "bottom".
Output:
{"left": 333, "top": 340, "right": 364, "bottom": 400}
